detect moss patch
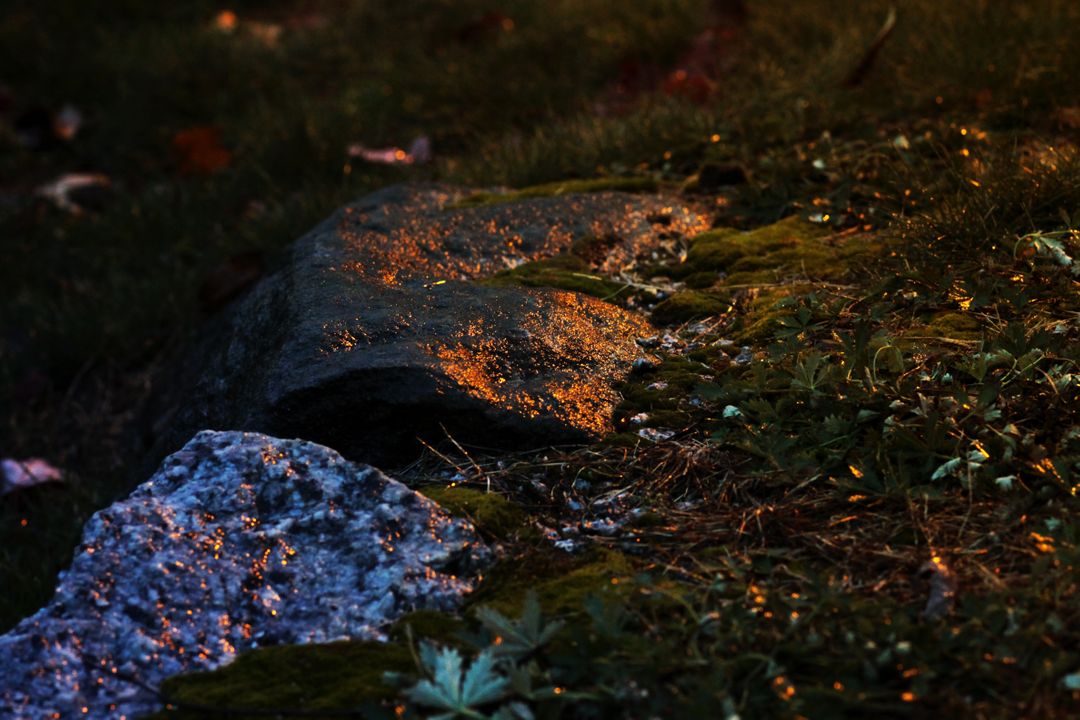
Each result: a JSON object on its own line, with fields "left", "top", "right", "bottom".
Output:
{"left": 147, "top": 640, "right": 414, "bottom": 719}
{"left": 480, "top": 254, "right": 632, "bottom": 301}
{"left": 730, "top": 284, "right": 819, "bottom": 343}
{"left": 615, "top": 356, "right": 720, "bottom": 430}
{"left": 451, "top": 176, "right": 659, "bottom": 209}
{"left": 650, "top": 218, "right": 882, "bottom": 330}
{"left": 651, "top": 290, "right": 731, "bottom": 326}
{"left": 676, "top": 216, "right": 878, "bottom": 286}
{"left": 906, "top": 310, "right": 986, "bottom": 343}
{"left": 420, "top": 485, "right": 526, "bottom": 541}
{"left": 465, "top": 546, "right": 633, "bottom": 617}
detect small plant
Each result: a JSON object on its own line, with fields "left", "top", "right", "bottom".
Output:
{"left": 403, "top": 646, "right": 509, "bottom": 720}
{"left": 395, "top": 592, "right": 577, "bottom": 719}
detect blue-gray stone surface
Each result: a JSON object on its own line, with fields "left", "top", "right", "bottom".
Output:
{"left": 0, "top": 430, "right": 490, "bottom": 719}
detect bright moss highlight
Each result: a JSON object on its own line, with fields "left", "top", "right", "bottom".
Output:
{"left": 909, "top": 310, "right": 986, "bottom": 343}
{"left": 650, "top": 290, "right": 731, "bottom": 326}
{"left": 677, "top": 216, "right": 878, "bottom": 286}
{"left": 418, "top": 485, "right": 526, "bottom": 540}
{"left": 650, "top": 218, "right": 883, "bottom": 331}
{"left": 480, "top": 254, "right": 632, "bottom": 301}
{"left": 451, "top": 176, "right": 660, "bottom": 208}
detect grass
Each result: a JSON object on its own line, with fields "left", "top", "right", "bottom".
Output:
{"left": 3, "top": 0, "right": 1080, "bottom": 717}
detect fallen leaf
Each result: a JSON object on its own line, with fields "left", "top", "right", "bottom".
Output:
{"left": 36, "top": 173, "right": 111, "bottom": 214}
{"left": 173, "top": 126, "right": 232, "bottom": 175}
{"left": 213, "top": 10, "right": 238, "bottom": 33}
{"left": 2, "top": 458, "right": 63, "bottom": 495}
{"left": 348, "top": 135, "right": 432, "bottom": 165}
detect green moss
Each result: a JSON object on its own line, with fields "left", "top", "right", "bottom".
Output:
{"left": 730, "top": 284, "right": 814, "bottom": 343}
{"left": 676, "top": 217, "right": 879, "bottom": 286}
{"left": 619, "top": 357, "right": 716, "bottom": 405}
{"left": 683, "top": 271, "right": 721, "bottom": 289}
{"left": 420, "top": 486, "right": 526, "bottom": 541}
{"left": 147, "top": 640, "right": 414, "bottom": 719}
{"left": 650, "top": 290, "right": 731, "bottom": 326}
{"left": 480, "top": 254, "right": 632, "bottom": 301}
{"left": 597, "top": 431, "right": 645, "bottom": 448}
{"left": 466, "top": 547, "right": 633, "bottom": 617}
{"left": 913, "top": 310, "right": 985, "bottom": 341}
{"left": 451, "top": 176, "right": 659, "bottom": 209}
{"left": 388, "top": 609, "right": 465, "bottom": 646}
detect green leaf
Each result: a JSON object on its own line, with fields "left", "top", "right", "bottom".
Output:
{"left": 476, "top": 591, "right": 566, "bottom": 659}
{"left": 406, "top": 645, "right": 509, "bottom": 717}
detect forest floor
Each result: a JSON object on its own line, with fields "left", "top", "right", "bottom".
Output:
{"left": 3, "top": 1, "right": 1080, "bottom": 717}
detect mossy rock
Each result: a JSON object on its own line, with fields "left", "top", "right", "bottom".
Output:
{"left": 419, "top": 485, "right": 526, "bottom": 540}
{"left": 480, "top": 254, "right": 631, "bottom": 301}
{"left": 145, "top": 547, "right": 630, "bottom": 718}
{"left": 147, "top": 609, "right": 469, "bottom": 719}
{"left": 651, "top": 290, "right": 731, "bottom": 326}
{"left": 452, "top": 176, "right": 659, "bottom": 209}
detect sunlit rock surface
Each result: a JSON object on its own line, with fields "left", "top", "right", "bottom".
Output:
{"left": 0, "top": 430, "right": 489, "bottom": 719}
{"left": 326, "top": 182, "right": 706, "bottom": 283}
{"left": 163, "top": 183, "right": 696, "bottom": 463}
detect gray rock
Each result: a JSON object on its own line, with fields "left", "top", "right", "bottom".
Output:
{"left": 160, "top": 184, "right": 706, "bottom": 463}
{"left": 0, "top": 430, "right": 489, "bottom": 719}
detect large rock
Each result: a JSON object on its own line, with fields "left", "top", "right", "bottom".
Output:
{"left": 162, "top": 184, "right": 707, "bottom": 463}
{"left": 0, "top": 431, "right": 490, "bottom": 719}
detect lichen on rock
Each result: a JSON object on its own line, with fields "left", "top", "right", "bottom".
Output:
{"left": 0, "top": 430, "right": 490, "bottom": 719}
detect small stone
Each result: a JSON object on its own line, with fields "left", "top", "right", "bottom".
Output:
{"left": 637, "top": 427, "right": 676, "bottom": 442}
{"left": 734, "top": 346, "right": 754, "bottom": 365}
{"left": 582, "top": 518, "right": 620, "bottom": 536}
{"left": 553, "top": 538, "right": 579, "bottom": 553}
{"left": 632, "top": 357, "right": 660, "bottom": 373}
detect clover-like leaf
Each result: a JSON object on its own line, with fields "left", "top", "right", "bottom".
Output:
{"left": 406, "top": 645, "right": 509, "bottom": 718}
{"left": 476, "top": 591, "right": 565, "bottom": 659}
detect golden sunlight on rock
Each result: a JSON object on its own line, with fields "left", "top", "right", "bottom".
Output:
{"left": 333, "top": 185, "right": 707, "bottom": 286}
{"left": 430, "top": 290, "right": 649, "bottom": 438}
